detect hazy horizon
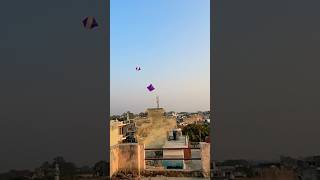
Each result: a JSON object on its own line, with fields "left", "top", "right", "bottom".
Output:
{"left": 110, "top": 108, "right": 211, "bottom": 116}
{"left": 110, "top": 0, "right": 210, "bottom": 115}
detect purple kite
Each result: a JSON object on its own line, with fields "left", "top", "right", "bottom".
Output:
{"left": 82, "top": 16, "right": 98, "bottom": 30}
{"left": 147, "top": 84, "right": 155, "bottom": 92}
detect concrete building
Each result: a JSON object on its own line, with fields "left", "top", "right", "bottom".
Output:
{"left": 183, "top": 114, "right": 204, "bottom": 125}
{"left": 110, "top": 120, "right": 127, "bottom": 146}
{"left": 146, "top": 108, "right": 165, "bottom": 119}
{"left": 136, "top": 107, "right": 177, "bottom": 148}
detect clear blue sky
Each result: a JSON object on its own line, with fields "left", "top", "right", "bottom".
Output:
{"left": 111, "top": 0, "right": 210, "bottom": 115}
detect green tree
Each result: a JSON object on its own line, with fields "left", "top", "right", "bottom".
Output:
{"left": 182, "top": 124, "right": 209, "bottom": 142}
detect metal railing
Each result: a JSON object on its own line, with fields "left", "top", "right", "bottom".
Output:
{"left": 145, "top": 147, "right": 200, "bottom": 151}
{"left": 144, "top": 147, "right": 202, "bottom": 169}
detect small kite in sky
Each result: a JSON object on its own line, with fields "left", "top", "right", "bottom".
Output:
{"left": 147, "top": 84, "right": 155, "bottom": 92}
{"left": 82, "top": 16, "right": 98, "bottom": 30}
{"left": 136, "top": 66, "right": 141, "bottom": 71}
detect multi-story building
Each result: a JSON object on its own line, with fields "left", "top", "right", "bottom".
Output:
{"left": 110, "top": 120, "right": 127, "bottom": 146}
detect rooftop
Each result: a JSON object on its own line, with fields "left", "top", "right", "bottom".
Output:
{"left": 163, "top": 135, "right": 188, "bottom": 149}
{"left": 110, "top": 120, "right": 128, "bottom": 128}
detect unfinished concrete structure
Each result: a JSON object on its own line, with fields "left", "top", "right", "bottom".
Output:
{"left": 135, "top": 108, "right": 176, "bottom": 148}
{"left": 145, "top": 108, "right": 165, "bottom": 123}
{"left": 110, "top": 120, "right": 127, "bottom": 146}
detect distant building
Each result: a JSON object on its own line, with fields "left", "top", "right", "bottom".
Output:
{"left": 126, "top": 111, "right": 135, "bottom": 120}
{"left": 165, "top": 111, "right": 178, "bottom": 118}
{"left": 179, "top": 122, "right": 188, "bottom": 127}
{"left": 110, "top": 120, "right": 127, "bottom": 146}
{"left": 183, "top": 114, "right": 204, "bottom": 125}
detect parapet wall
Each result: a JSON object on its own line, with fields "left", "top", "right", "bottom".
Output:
{"left": 110, "top": 143, "right": 145, "bottom": 177}
{"left": 146, "top": 108, "right": 165, "bottom": 118}
{"left": 110, "top": 142, "right": 210, "bottom": 178}
{"left": 200, "top": 142, "right": 210, "bottom": 178}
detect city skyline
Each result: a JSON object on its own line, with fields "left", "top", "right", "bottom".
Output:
{"left": 110, "top": 0, "right": 210, "bottom": 115}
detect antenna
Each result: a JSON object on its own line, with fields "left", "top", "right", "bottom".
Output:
{"left": 156, "top": 95, "right": 159, "bottom": 108}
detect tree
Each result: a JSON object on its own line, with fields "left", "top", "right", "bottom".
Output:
{"left": 78, "top": 165, "right": 92, "bottom": 174}
{"left": 53, "top": 156, "right": 66, "bottom": 165}
{"left": 93, "top": 161, "right": 108, "bottom": 176}
{"left": 182, "top": 124, "right": 209, "bottom": 142}
{"left": 39, "top": 161, "right": 52, "bottom": 177}
{"left": 62, "top": 162, "right": 77, "bottom": 176}
{"left": 139, "top": 112, "right": 147, "bottom": 117}
{"left": 53, "top": 156, "right": 77, "bottom": 177}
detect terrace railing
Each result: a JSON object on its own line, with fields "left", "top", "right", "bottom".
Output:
{"left": 144, "top": 147, "right": 202, "bottom": 170}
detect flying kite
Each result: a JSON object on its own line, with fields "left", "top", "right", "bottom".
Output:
{"left": 82, "top": 16, "right": 98, "bottom": 30}
{"left": 136, "top": 66, "right": 141, "bottom": 71}
{"left": 147, "top": 84, "right": 155, "bottom": 92}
